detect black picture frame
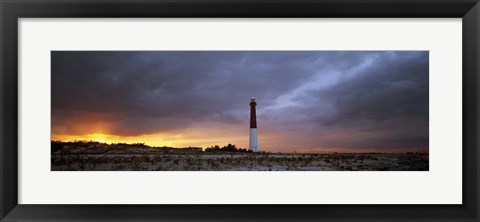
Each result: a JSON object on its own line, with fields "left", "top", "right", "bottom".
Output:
{"left": 1, "top": 0, "right": 479, "bottom": 221}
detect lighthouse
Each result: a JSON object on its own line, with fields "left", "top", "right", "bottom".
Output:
{"left": 249, "top": 97, "right": 259, "bottom": 152}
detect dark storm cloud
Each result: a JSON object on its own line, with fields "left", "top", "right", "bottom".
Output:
{"left": 320, "top": 52, "right": 428, "bottom": 149}
{"left": 52, "top": 52, "right": 321, "bottom": 134}
{"left": 52, "top": 51, "right": 428, "bottom": 151}
{"left": 258, "top": 52, "right": 428, "bottom": 150}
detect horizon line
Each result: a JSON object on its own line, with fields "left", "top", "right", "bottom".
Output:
{"left": 51, "top": 140, "right": 429, "bottom": 154}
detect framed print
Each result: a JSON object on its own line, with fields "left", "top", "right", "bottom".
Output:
{"left": 1, "top": 0, "right": 479, "bottom": 221}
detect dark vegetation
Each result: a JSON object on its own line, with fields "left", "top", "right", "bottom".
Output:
{"left": 204, "top": 144, "right": 252, "bottom": 153}
{"left": 51, "top": 140, "right": 256, "bottom": 155}
{"left": 51, "top": 141, "right": 429, "bottom": 171}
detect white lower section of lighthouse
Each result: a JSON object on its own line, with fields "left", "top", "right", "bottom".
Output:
{"left": 249, "top": 128, "right": 258, "bottom": 152}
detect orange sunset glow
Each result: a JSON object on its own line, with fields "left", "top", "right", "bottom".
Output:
{"left": 51, "top": 130, "right": 249, "bottom": 149}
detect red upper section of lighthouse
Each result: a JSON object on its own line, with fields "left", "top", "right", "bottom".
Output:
{"left": 250, "top": 98, "right": 257, "bottom": 128}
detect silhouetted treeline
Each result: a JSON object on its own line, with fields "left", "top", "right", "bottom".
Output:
{"left": 52, "top": 140, "right": 157, "bottom": 148}
{"left": 51, "top": 141, "right": 253, "bottom": 155}
{"left": 111, "top": 142, "right": 150, "bottom": 148}
{"left": 52, "top": 140, "right": 109, "bottom": 153}
{"left": 204, "top": 144, "right": 252, "bottom": 153}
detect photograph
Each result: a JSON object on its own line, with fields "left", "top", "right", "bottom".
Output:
{"left": 50, "top": 51, "right": 429, "bottom": 171}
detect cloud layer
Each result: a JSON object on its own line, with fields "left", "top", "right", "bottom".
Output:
{"left": 52, "top": 51, "right": 429, "bottom": 152}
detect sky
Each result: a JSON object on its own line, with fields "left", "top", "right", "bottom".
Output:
{"left": 51, "top": 51, "right": 429, "bottom": 153}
